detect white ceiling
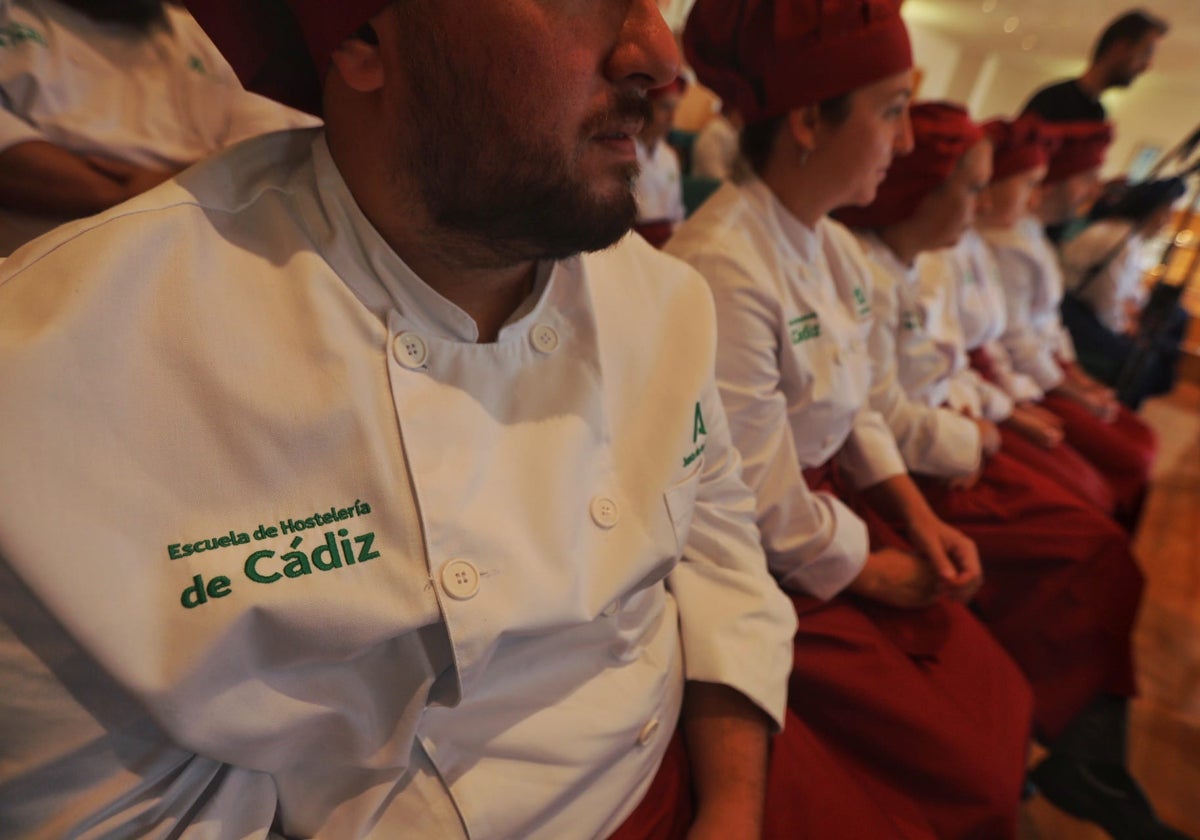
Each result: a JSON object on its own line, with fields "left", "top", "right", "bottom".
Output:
{"left": 903, "top": 0, "right": 1200, "bottom": 81}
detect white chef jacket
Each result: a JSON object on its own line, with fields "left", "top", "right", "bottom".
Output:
{"left": 951, "top": 229, "right": 1044, "bottom": 404}
{"left": 0, "top": 129, "right": 795, "bottom": 839}
{"left": 854, "top": 232, "right": 982, "bottom": 479}
{"left": 916, "top": 241, "right": 1015, "bottom": 423}
{"left": 633, "top": 137, "right": 685, "bottom": 226}
{"left": 666, "top": 179, "right": 909, "bottom": 600}
{"left": 980, "top": 216, "right": 1078, "bottom": 391}
{"left": 0, "top": 0, "right": 319, "bottom": 254}
{"left": 1059, "top": 219, "right": 1148, "bottom": 333}
{"left": 691, "top": 115, "right": 739, "bottom": 181}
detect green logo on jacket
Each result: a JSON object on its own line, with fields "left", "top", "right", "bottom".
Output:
{"left": 0, "top": 23, "right": 46, "bottom": 47}
{"left": 684, "top": 402, "right": 707, "bottom": 467}
{"left": 788, "top": 313, "right": 820, "bottom": 344}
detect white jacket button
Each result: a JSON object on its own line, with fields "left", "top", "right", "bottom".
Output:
{"left": 394, "top": 332, "right": 428, "bottom": 368}
{"left": 637, "top": 718, "right": 660, "bottom": 746}
{"left": 590, "top": 496, "right": 619, "bottom": 529}
{"left": 441, "top": 559, "right": 479, "bottom": 600}
{"left": 530, "top": 324, "right": 560, "bottom": 354}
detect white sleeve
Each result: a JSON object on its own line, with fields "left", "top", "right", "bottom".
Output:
{"left": 667, "top": 373, "right": 798, "bottom": 731}
{"left": 979, "top": 339, "right": 1044, "bottom": 402}
{"left": 991, "top": 246, "right": 1065, "bottom": 390}
{"left": 696, "top": 251, "right": 868, "bottom": 600}
{"left": 0, "top": 577, "right": 281, "bottom": 839}
{"left": 836, "top": 405, "right": 909, "bottom": 490}
{"left": 865, "top": 258, "right": 982, "bottom": 478}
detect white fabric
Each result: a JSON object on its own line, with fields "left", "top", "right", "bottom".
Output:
{"left": 667, "top": 179, "right": 911, "bottom": 601}
{"left": 0, "top": 129, "right": 795, "bottom": 839}
{"left": 854, "top": 233, "right": 982, "bottom": 479}
{"left": 0, "top": 0, "right": 318, "bottom": 254}
{"left": 917, "top": 242, "right": 1015, "bottom": 423}
{"left": 980, "top": 216, "right": 1077, "bottom": 391}
{"left": 952, "top": 229, "right": 1044, "bottom": 404}
{"left": 633, "top": 137, "right": 685, "bottom": 225}
{"left": 691, "top": 115, "right": 739, "bottom": 181}
{"left": 1059, "top": 219, "right": 1148, "bottom": 334}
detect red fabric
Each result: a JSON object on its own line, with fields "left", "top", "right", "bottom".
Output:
{"left": 998, "top": 426, "right": 1117, "bottom": 517}
{"left": 1040, "top": 394, "right": 1156, "bottom": 529}
{"left": 186, "top": 0, "right": 389, "bottom": 113}
{"left": 606, "top": 732, "right": 692, "bottom": 840}
{"left": 783, "top": 468, "right": 1032, "bottom": 837}
{"left": 833, "top": 102, "right": 983, "bottom": 229}
{"left": 683, "top": 0, "right": 911, "bottom": 125}
{"left": 969, "top": 347, "right": 1122, "bottom": 520}
{"left": 608, "top": 714, "right": 945, "bottom": 840}
{"left": 889, "top": 451, "right": 1144, "bottom": 740}
{"left": 1043, "top": 121, "right": 1114, "bottom": 185}
{"left": 983, "top": 114, "right": 1058, "bottom": 182}
{"left": 634, "top": 220, "right": 675, "bottom": 250}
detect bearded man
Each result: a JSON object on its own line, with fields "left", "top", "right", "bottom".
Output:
{"left": 0, "top": 2, "right": 854, "bottom": 838}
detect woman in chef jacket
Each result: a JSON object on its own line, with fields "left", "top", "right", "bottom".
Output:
{"left": 836, "top": 102, "right": 1181, "bottom": 839}
{"left": 978, "top": 117, "right": 1158, "bottom": 528}
{"left": 914, "top": 124, "right": 1119, "bottom": 517}
{"left": 668, "top": 3, "right": 1033, "bottom": 836}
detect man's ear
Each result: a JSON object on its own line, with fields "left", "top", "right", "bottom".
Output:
{"left": 329, "top": 26, "right": 384, "bottom": 93}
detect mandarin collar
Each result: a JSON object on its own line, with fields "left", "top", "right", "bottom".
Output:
{"left": 739, "top": 176, "right": 824, "bottom": 264}
{"left": 299, "top": 134, "right": 562, "bottom": 344}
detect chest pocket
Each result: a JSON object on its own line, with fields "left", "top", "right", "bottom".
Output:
{"left": 663, "top": 457, "right": 703, "bottom": 557}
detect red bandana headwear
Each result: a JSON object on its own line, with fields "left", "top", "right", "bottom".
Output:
{"left": 833, "top": 101, "right": 983, "bottom": 229}
{"left": 983, "top": 115, "right": 1058, "bottom": 182}
{"left": 683, "top": 0, "right": 912, "bottom": 126}
{"left": 1042, "top": 121, "right": 1114, "bottom": 184}
{"left": 185, "top": 0, "right": 391, "bottom": 114}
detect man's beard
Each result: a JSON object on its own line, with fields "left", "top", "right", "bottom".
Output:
{"left": 396, "top": 16, "right": 650, "bottom": 264}
{"left": 59, "top": 0, "right": 166, "bottom": 27}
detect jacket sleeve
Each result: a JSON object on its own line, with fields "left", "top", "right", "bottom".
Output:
{"left": 689, "top": 250, "right": 869, "bottom": 601}
{"left": 991, "top": 246, "right": 1065, "bottom": 390}
{"left": 664, "top": 271, "right": 798, "bottom": 730}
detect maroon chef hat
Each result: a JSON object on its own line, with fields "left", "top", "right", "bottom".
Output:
{"left": 683, "top": 0, "right": 912, "bottom": 126}
{"left": 1043, "top": 120, "right": 1114, "bottom": 184}
{"left": 983, "top": 114, "right": 1058, "bottom": 182}
{"left": 185, "top": 0, "right": 390, "bottom": 114}
{"left": 833, "top": 101, "right": 983, "bottom": 229}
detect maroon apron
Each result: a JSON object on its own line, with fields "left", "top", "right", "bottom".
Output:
{"left": 608, "top": 713, "right": 944, "bottom": 840}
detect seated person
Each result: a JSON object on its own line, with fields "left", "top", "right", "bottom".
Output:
{"left": 671, "top": 6, "right": 1034, "bottom": 835}
{"left": 836, "top": 102, "right": 1184, "bottom": 840}
{"left": 1060, "top": 176, "right": 1188, "bottom": 405}
{"left": 0, "top": 1, "right": 938, "bottom": 838}
{"left": 0, "top": 0, "right": 317, "bottom": 255}
{"left": 978, "top": 116, "right": 1158, "bottom": 528}
{"left": 633, "top": 77, "right": 686, "bottom": 248}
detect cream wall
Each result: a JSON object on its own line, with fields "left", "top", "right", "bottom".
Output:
{"left": 905, "top": 17, "right": 1200, "bottom": 180}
